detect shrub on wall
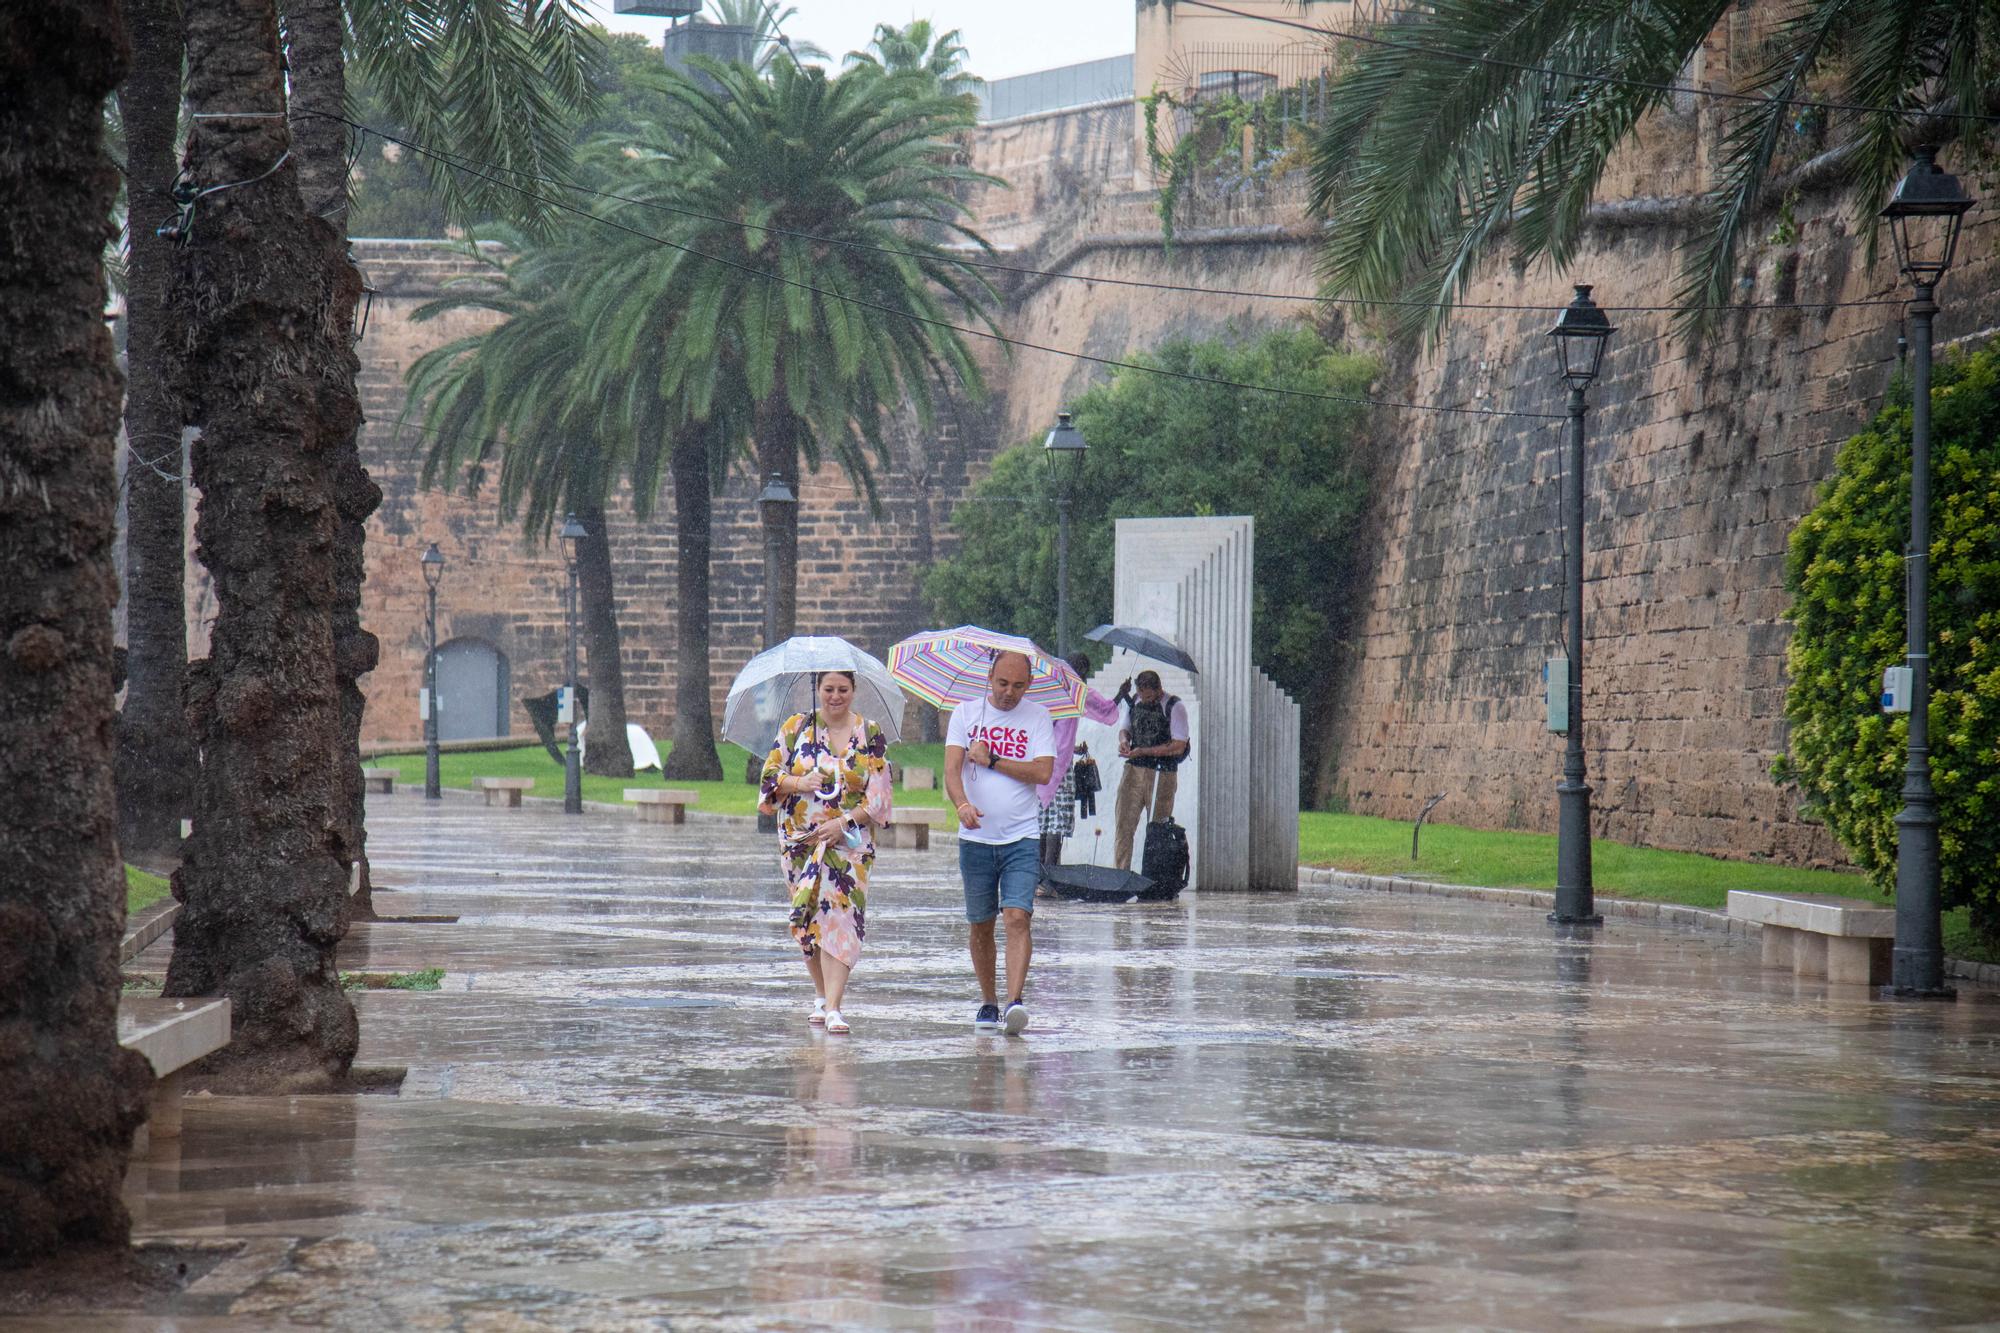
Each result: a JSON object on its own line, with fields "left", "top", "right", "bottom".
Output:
{"left": 1776, "top": 343, "right": 2000, "bottom": 947}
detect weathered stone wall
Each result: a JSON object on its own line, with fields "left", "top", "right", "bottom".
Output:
{"left": 1324, "top": 207, "right": 2000, "bottom": 864}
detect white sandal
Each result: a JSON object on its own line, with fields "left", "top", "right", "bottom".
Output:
{"left": 824, "top": 1009, "right": 850, "bottom": 1035}
{"left": 808, "top": 997, "right": 827, "bottom": 1027}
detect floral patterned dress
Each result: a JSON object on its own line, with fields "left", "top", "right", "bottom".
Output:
{"left": 760, "top": 713, "right": 889, "bottom": 968}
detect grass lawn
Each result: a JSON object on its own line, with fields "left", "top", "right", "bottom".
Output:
{"left": 370, "top": 742, "right": 962, "bottom": 824}
{"left": 126, "top": 864, "right": 171, "bottom": 916}
{"left": 1301, "top": 810, "right": 1995, "bottom": 964}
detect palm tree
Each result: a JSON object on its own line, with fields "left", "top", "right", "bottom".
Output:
{"left": 403, "top": 237, "right": 643, "bottom": 778}
{"left": 845, "top": 18, "right": 982, "bottom": 102}
{"left": 0, "top": 0, "right": 157, "bottom": 1263}
{"left": 1309, "top": 1, "right": 2000, "bottom": 340}
{"left": 703, "top": 0, "right": 829, "bottom": 74}
{"left": 160, "top": 0, "right": 367, "bottom": 1091}
{"left": 115, "top": 0, "right": 195, "bottom": 861}
{"left": 584, "top": 56, "right": 1000, "bottom": 648}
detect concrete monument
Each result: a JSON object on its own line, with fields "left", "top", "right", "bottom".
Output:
{"left": 1069, "top": 516, "right": 1300, "bottom": 891}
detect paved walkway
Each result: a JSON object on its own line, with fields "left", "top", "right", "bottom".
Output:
{"left": 57, "top": 798, "right": 2000, "bottom": 1327}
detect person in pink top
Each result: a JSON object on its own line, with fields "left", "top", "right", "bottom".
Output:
{"left": 1037, "top": 652, "right": 1127, "bottom": 868}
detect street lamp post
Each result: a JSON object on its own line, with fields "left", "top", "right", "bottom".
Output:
{"left": 559, "top": 513, "right": 587, "bottom": 816}
{"left": 1880, "top": 147, "right": 1974, "bottom": 998}
{"left": 421, "top": 542, "right": 445, "bottom": 800}
{"left": 1043, "top": 410, "right": 1088, "bottom": 657}
{"left": 755, "top": 475, "right": 796, "bottom": 833}
{"left": 1547, "top": 284, "right": 1615, "bottom": 927}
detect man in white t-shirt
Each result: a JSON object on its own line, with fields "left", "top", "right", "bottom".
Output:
{"left": 945, "top": 650, "right": 1055, "bottom": 1035}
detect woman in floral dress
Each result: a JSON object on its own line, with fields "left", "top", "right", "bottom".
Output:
{"left": 760, "top": 671, "right": 890, "bottom": 1035}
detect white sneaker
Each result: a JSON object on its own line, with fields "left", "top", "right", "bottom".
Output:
{"left": 825, "top": 1008, "right": 850, "bottom": 1035}
{"left": 1003, "top": 1001, "right": 1029, "bottom": 1035}
{"left": 808, "top": 996, "right": 826, "bottom": 1026}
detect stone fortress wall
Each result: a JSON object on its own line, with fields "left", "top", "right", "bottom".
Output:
{"left": 338, "top": 5, "right": 2000, "bottom": 866}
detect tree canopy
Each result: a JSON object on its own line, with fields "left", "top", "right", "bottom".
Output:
{"left": 1307, "top": 0, "right": 2000, "bottom": 341}
{"left": 1778, "top": 342, "right": 2000, "bottom": 948}
{"left": 925, "top": 325, "right": 1379, "bottom": 795}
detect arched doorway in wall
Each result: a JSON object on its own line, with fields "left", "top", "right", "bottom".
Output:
{"left": 431, "top": 637, "right": 511, "bottom": 741}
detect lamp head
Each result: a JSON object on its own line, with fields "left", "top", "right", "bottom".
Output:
{"left": 420, "top": 541, "right": 445, "bottom": 589}
{"left": 756, "top": 473, "right": 796, "bottom": 521}
{"left": 1548, "top": 284, "right": 1616, "bottom": 388}
{"left": 1881, "top": 147, "right": 1975, "bottom": 286}
{"left": 1042, "top": 409, "right": 1087, "bottom": 491}
{"left": 558, "top": 512, "right": 587, "bottom": 569}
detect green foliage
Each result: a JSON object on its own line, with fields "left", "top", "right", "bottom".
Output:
{"left": 1778, "top": 343, "right": 2000, "bottom": 947}
{"left": 924, "top": 325, "right": 1377, "bottom": 711}
{"left": 345, "top": 0, "right": 603, "bottom": 235}
{"left": 844, "top": 18, "right": 982, "bottom": 101}
{"left": 578, "top": 55, "right": 1000, "bottom": 495}
{"left": 1142, "top": 83, "right": 1313, "bottom": 244}
{"left": 1307, "top": 0, "right": 2000, "bottom": 342}
{"left": 350, "top": 30, "right": 667, "bottom": 238}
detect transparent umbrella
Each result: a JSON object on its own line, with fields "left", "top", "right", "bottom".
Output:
{"left": 721, "top": 636, "right": 907, "bottom": 751}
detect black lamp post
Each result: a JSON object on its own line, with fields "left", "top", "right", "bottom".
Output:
{"left": 558, "top": 512, "right": 587, "bottom": 816}
{"left": 1547, "top": 284, "right": 1615, "bottom": 927}
{"left": 421, "top": 542, "right": 445, "bottom": 800}
{"left": 754, "top": 475, "right": 796, "bottom": 833}
{"left": 1044, "top": 410, "right": 1088, "bottom": 657}
{"left": 1880, "top": 147, "right": 1974, "bottom": 998}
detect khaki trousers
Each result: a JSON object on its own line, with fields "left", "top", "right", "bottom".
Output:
{"left": 1113, "top": 765, "right": 1178, "bottom": 870}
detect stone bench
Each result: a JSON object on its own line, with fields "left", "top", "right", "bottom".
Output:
{"left": 362, "top": 766, "right": 398, "bottom": 794}
{"left": 1727, "top": 891, "right": 1895, "bottom": 986}
{"left": 876, "top": 807, "right": 946, "bottom": 851}
{"left": 625, "top": 788, "right": 699, "bottom": 824}
{"left": 118, "top": 996, "right": 231, "bottom": 1149}
{"left": 473, "top": 777, "right": 533, "bottom": 807}
{"left": 900, "top": 765, "right": 936, "bottom": 791}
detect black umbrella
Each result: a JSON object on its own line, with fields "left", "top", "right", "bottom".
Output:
{"left": 1040, "top": 863, "right": 1179, "bottom": 903}
{"left": 1083, "top": 624, "right": 1198, "bottom": 674}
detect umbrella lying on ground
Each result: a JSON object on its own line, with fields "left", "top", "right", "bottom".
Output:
{"left": 1039, "top": 863, "right": 1178, "bottom": 904}
{"left": 721, "top": 636, "right": 907, "bottom": 751}
{"left": 888, "top": 625, "right": 1085, "bottom": 718}
{"left": 1084, "top": 624, "right": 1198, "bottom": 674}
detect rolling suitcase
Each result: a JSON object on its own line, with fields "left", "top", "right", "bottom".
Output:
{"left": 1139, "top": 815, "right": 1189, "bottom": 900}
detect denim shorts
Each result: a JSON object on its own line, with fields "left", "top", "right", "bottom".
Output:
{"left": 959, "top": 837, "right": 1040, "bottom": 923}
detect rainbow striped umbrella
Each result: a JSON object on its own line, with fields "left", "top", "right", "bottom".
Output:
{"left": 888, "top": 626, "right": 1086, "bottom": 719}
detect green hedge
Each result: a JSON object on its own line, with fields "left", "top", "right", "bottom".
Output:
{"left": 1777, "top": 343, "right": 2000, "bottom": 947}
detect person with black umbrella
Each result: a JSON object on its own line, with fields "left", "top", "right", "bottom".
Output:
{"left": 1113, "top": 670, "right": 1189, "bottom": 872}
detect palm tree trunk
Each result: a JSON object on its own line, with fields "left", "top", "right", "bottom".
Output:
{"left": 0, "top": 0, "right": 155, "bottom": 1262}
{"left": 162, "top": 0, "right": 359, "bottom": 1090}
{"left": 115, "top": 0, "right": 196, "bottom": 860}
{"left": 756, "top": 399, "right": 800, "bottom": 639}
{"left": 575, "top": 502, "right": 634, "bottom": 778}
{"left": 284, "top": 0, "right": 384, "bottom": 918}
{"left": 662, "top": 428, "right": 723, "bottom": 781}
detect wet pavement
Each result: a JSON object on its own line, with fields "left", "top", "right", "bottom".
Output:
{"left": 43, "top": 798, "right": 2000, "bottom": 1328}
